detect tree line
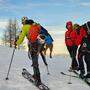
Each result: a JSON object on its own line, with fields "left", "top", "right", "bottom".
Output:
{"left": 2, "top": 19, "right": 19, "bottom": 47}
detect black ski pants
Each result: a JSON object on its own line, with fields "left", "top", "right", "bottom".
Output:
{"left": 66, "top": 45, "right": 78, "bottom": 69}
{"left": 28, "top": 41, "right": 41, "bottom": 81}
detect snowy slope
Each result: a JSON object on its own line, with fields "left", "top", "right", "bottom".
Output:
{"left": 0, "top": 45, "right": 90, "bottom": 90}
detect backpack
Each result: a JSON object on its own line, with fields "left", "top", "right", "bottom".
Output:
{"left": 27, "top": 24, "right": 41, "bottom": 43}
{"left": 81, "top": 35, "right": 90, "bottom": 52}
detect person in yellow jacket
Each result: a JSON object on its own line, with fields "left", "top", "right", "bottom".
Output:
{"left": 16, "top": 17, "right": 30, "bottom": 45}
{"left": 16, "top": 17, "right": 42, "bottom": 86}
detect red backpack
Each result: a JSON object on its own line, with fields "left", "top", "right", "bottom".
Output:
{"left": 27, "top": 24, "right": 41, "bottom": 43}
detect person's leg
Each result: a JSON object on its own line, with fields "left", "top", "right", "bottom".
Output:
{"left": 84, "top": 53, "right": 90, "bottom": 78}
{"left": 68, "top": 45, "right": 78, "bottom": 71}
{"left": 66, "top": 46, "right": 74, "bottom": 71}
{"left": 66, "top": 46, "right": 73, "bottom": 58}
{"left": 31, "top": 53, "right": 41, "bottom": 82}
{"left": 78, "top": 52, "right": 85, "bottom": 78}
{"left": 66, "top": 45, "right": 78, "bottom": 70}
{"left": 78, "top": 53, "right": 85, "bottom": 71}
{"left": 71, "top": 46, "right": 78, "bottom": 70}
{"left": 30, "top": 42, "right": 41, "bottom": 85}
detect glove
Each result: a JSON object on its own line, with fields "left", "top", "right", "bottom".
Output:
{"left": 14, "top": 39, "right": 17, "bottom": 49}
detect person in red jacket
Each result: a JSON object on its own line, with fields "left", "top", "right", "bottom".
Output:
{"left": 65, "top": 21, "right": 73, "bottom": 47}
{"left": 70, "top": 24, "right": 86, "bottom": 74}
{"left": 65, "top": 21, "right": 78, "bottom": 71}
{"left": 70, "top": 24, "right": 86, "bottom": 46}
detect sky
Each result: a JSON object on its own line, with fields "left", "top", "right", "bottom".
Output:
{"left": 0, "top": 0, "right": 90, "bottom": 26}
{"left": 0, "top": 0, "right": 90, "bottom": 54}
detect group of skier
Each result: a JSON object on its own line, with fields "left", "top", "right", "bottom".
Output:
{"left": 15, "top": 16, "right": 53, "bottom": 86}
{"left": 14, "top": 16, "right": 90, "bottom": 87}
{"left": 65, "top": 21, "right": 90, "bottom": 79}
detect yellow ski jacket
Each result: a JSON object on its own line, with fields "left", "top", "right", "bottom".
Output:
{"left": 16, "top": 25, "right": 31, "bottom": 46}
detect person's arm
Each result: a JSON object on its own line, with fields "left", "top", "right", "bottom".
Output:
{"left": 16, "top": 25, "right": 30, "bottom": 46}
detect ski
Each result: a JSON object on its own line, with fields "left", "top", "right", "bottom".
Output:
{"left": 61, "top": 71, "right": 90, "bottom": 86}
{"left": 22, "top": 68, "right": 50, "bottom": 90}
{"left": 73, "top": 71, "right": 90, "bottom": 86}
{"left": 60, "top": 72, "right": 78, "bottom": 78}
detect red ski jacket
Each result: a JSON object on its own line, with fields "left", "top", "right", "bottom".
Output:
{"left": 65, "top": 30, "right": 73, "bottom": 46}
{"left": 70, "top": 27, "right": 86, "bottom": 46}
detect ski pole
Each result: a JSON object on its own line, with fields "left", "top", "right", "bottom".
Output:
{"left": 68, "top": 71, "right": 72, "bottom": 84}
{"left": 46, "top": 65, "right": 50, "bottom": 75}
{"left": 5, "top": 48, "right": 16, "bottom": 80}
{"left": 28, "top": 50, "right": 32, "bottom": 60}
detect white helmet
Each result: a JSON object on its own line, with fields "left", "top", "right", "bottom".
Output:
{"left": 21, "top": 16, "right": 28, "bottom": 23}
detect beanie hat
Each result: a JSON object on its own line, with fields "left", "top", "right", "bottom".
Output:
{"left": 66, "top": 21, "right": 72, "bottom": 26}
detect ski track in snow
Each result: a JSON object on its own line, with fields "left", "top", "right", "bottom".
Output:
{"left": 0, "top": 45, "right": 90, "bottom": 90}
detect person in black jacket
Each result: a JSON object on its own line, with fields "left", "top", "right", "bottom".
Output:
{"left": 78, "top": 22, "right": 90, "bottom": 78}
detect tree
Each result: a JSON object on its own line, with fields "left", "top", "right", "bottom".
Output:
{"left": 2, "top": 30, "right": 7, "bottom": 46}
{"left": 3, "top": 19, "right": 19, "bottom": 47}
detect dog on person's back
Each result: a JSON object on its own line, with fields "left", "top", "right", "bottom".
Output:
{"left": 44, "top": 43, "right": 53, "bottom": 58}
{"left": 37, "top": 34, "right": 54, "bottom": 58}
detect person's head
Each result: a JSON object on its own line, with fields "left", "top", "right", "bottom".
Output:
{"left": 82, "top": 21, "right": 90, "bottom": 35}
{"left": 66, "top": 21, "right": 72, "bottom": 30}
{"left": 73, "top": 23, "right": 80, "bottom": 30}
{"left": 73, "top": 24, "right": 80, "bottom": 35}
{"left": 86, "top": 21, "right": 90, "bottom": 35}
{"left": 21, "top": 16, "right": 28, "bottom": 25}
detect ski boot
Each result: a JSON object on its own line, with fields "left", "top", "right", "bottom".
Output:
{"left": 32, "top": 75, "right": 41, "bottom": 86}
{"left": 79, "top": 70, "right": 85, "bottom": 79}
{"left": 84, "top": 72, "right": 90, "bottom": 78}
{"left": 68, "top": 66, "right": 79, "bottom": 72}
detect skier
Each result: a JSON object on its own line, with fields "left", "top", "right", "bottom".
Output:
{"left": 15, "top": 17, "right": 45, "bottom": 86}
{"left": 72, "top": 24, "right": 86, "bottom": 47}
{"left": 65, "top": 21, "right": 78, "bottom": 71}
{"left": 28, "top": 34, "right": 48, "bottom": 66}
{"left": 69, "top": 24, "right": 86, "bottom": 72}
{"left": 78, "top": 22, "right": 90, "bottom": 78}
{"left": 27, "top": 23, "right": 53, "bottom": 66}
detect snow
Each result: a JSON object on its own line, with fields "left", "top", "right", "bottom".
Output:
{"left": 0, "top": 45, "right": 90, "bottom": 90}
